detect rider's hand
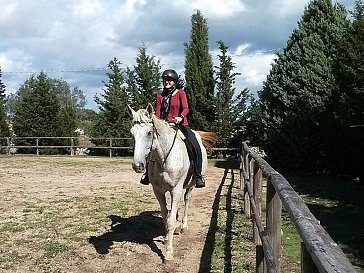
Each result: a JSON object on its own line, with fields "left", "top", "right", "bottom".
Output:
{"left": 174, "top": 116, "right": 183, "bottom": 123}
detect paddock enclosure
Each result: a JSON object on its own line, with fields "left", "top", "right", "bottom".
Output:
{"left": 0, "top": 156, "right": 251, "bottom": 273}
{"left": 1, "top": 152, "right": 362, "bottom": 272}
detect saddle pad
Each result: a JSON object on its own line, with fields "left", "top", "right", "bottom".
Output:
{"left": 176, "top": 129, "right": 186, "bottom": 140}
{"left": 169, "top": 123, "right": 186, "bottom": 140}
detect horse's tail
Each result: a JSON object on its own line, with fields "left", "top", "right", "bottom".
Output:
{"left": 197, "top": 131, "right": 219, "bottom": 155}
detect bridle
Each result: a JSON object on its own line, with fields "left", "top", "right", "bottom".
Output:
{"left": 133, "top": 118, "right": 179, "bottom": 166}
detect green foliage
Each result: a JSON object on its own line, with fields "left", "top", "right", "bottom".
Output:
{"left": 214, "top": 41, "right": 245, "bottom": 146}
{"left": 330, "top": 0, "right": 364, "bottom": 175}
{"left": 0, "top": 66, "right": 10, "bottom": 137}
{"left": 91, "top": 58, "right": 130, "bottom": 155}
{"left": 11, "top": 72, "right": 81, "bottom": 153}
{"left": 259, "top": 0, "right": 349, "bottom": 171}
{"left": 184, "top": 10, "right": 215, "bottom": 130}
{"left": 78, "top": 108, "right": 97, "bottom": 135}
{"left": 13, "top": 72, "right": 61, "bottom": 138}
{"left": 126, "top": 44, "right": 161, "bottom": 109}
{"left": 234, "top": 94, "right": 262, "bottom": 147}
{"left": 53, "top": 80, "right": 80, "bottom": 137}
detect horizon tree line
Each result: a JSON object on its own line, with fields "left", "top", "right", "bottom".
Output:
{"left": 1, "top": 0, "right": 363, "bottom": 178}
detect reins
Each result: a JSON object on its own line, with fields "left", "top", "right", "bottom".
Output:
{"left": 161, "top": 123, "right": 179, "bottom": 166}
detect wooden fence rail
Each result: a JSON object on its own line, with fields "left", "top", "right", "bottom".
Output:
{"left": 0, "top": 136, "right": 237, "bottom": 157}
{"left": 240, "top": 141, "right": 357, "bottom": 273}
{"left": 0, "top": 136, "right": 133, "bottom": 157}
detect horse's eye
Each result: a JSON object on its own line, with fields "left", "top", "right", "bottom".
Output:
{"left": 147, "top": 131, "right": 152, "bottom": 136}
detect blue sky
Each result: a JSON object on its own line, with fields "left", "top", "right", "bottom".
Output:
{"left": 0, "top": 0, "right": 354, "bottom": 110}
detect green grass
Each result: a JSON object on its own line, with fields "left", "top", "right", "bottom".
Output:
{"left": 0, "top": 188, "right": 149, "bottom": 271}
{"left": 209, "top": 164, "right": 364, "bottom": 272}
{"left": 282, "top": 173, "right": 364, "bottom": 272}
{"left": 211, "top": 168, "right": 254, "bottom": 273}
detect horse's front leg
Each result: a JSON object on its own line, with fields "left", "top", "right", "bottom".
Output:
{"left": 164, "top": 184, "right": 183, "bottom": 261}
{"left": 152, "top": 187, "right": 168, "bottom": 232}
{"left": 181, "top": 186, "right": 193, "bottom": 233}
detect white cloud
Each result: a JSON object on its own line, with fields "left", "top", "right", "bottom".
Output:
{"left": 180, "top": 0, "right": 246, "bottom": 18}
{"left": 212, "top": 43, "right": 276, "bottom": 96}
{"left": 0, "top": 0, "right": 354, "bottom": 109}
{"left": 72, "top": 0, "right": 103, "bottom": 17}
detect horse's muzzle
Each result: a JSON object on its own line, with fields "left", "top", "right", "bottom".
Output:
{"left": 132, "top": 162, "right": 145, "bottom": 173}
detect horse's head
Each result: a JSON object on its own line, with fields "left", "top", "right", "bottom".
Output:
{"left": 127, "top": 104, "right": 155, "bottom": 173}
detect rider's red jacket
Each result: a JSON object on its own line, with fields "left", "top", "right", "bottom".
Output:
{"left": 155, "top": 89, "right": 189, "bottom": 126}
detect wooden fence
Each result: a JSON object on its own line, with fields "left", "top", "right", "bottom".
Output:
{"left": 240, "top": 141, "right": 357, "bottom": 273}
{"left": 0, "top": 136, "right": 237, "bottom": 157}
{"left": 0, "top": 136, "right": 133, "bottom": 157}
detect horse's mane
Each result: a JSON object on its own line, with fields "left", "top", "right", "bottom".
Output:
{"left": 132, "top": 109, "right": 153, "bottom": 124}
{"left": 197, "top": 131, "right": 219, "bottom": 155}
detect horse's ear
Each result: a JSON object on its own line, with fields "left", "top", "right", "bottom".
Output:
{"left": 126, "top": 104, "right": 135, "bottom": 117}
{"left": 146, "top": 103, "right": 154, "bottom": 116}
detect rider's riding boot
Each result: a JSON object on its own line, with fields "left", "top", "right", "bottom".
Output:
{"left": 140, "top": 173, "right": 150, "bottom": 185}
{"left": 195, "top": 174, "right": 205, "bottom": 188}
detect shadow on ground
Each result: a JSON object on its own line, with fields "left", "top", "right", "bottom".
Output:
{"left": 198, "top": 168, "right": 229, "bottom": 273}
{"left": 89, "top": 211, "right": 165, "bottom": 261}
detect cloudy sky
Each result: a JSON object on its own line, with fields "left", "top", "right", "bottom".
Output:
{"left": 0, "top": 0, "right": 354, "bottom": 110}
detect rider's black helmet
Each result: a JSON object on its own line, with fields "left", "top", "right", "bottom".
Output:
{"left": 161, "top": 69, "right": 178, "bottom": 81}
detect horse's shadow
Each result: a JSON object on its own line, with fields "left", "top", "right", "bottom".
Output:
{"left": 88, "top": 211, "right": 165, "bottom": 261}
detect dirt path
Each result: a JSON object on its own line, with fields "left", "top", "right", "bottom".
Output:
{"left": 0, "top": 156, "right": 228, "bottom": 273}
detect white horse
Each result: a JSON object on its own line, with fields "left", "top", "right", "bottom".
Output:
{"left": 127, "top": 104, "right": 218, "bottom": 261}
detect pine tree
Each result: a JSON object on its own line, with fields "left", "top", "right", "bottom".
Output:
{"left": 259, "top": 0, "right": 348, "bottom": 171}
{"left": 0, "top": 67, "right": 10, "bottom": 137}
{"left": 331, "top": 0, "right": 364, "bottom": 176}
{"left": 12, "top": 72, "right": 61, "bottom": 150}
{"left": 127, "top": 44, "right": 161, "bottom": 109}
{"left": 214, "top": 40, "right": 241, "bottom": 145}
{"left": 53, "top": 79, "right": 80, "bottom": 137}
{"left": 92, "top": 58, "right": 130, "bottom": 154}
{"left": 13, "top": 72, "right": 61, "bottom": 137}
{"left": 184, "top": 10, "right": 215, "bottom": 130}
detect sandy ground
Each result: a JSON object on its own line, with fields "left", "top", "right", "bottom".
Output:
{"left": 0, "top": 156, "right": 229, "bottom": 273}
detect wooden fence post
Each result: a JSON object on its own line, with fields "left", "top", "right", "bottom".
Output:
{"left": 109, "top": 138, "right": 112, "bottom": 158}
{"left": 70, "top": 138, "right": 74, "bottom": 156}
{"left": 301, "top": 242, "right": 319, "bottom": 273}
{"left": 266, "top": 176, "right": 282, "bottom": 273}
{"left": 6, "top": 137, "right": 10, "bottom": 155}
{"left": 256, "top": 245, "right": 264, "bottom": 273}
{"left": 244, "top": 153, "right": 251, "bottom": 217}
{"left": 36, "top": 138, "right": 39, "bottom": 156}
{"left": 253, "top": 164, "right": 263, "bottom": 245}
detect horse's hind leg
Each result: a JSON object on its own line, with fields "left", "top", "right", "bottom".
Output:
{"left": 181, "top": 187, "right": 193, "bottom": 233}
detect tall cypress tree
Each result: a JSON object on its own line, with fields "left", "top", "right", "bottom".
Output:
{"left": 259, "top": 0, "right": 348, "bottom": 170}
{"left": 127, "top": 44, "right": 161, "bottom": 109}
{"left": 0, "top": 67, "right": 10, "bottom": 137}
{"left": 184, "top": 10, "right": 215, "bottom": 130}
{"left": 92, "top": 58, "right": 130, "bottom": 154}
{"left": 214, "top": 40, "right": 241, "bottom": 145}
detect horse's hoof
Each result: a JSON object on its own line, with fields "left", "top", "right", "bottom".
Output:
{"left": 163, "top": 256, "right": 173, "bottom": 263}
{"left": 181, "top": 227, "right": 189, "bottom": 234}
{"left": 174, "top": 226, "right": 181, "bottom": 235}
